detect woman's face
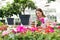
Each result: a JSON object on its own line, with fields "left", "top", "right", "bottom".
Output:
{"left": 36, "top": 11, "right": 42, "bottom": 18}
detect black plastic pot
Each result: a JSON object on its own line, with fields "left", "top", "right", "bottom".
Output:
{"left": 7, "top": 18, "right": 14, "bottom": 25}
{"left": 19, "top": 15, "right": 30, "bottom": 25}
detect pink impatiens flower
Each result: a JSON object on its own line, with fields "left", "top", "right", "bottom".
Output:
{"left": 57, "top": 26, "right": 60, "bottom": 29}
{"left": 16, "top": 25, "right": 27, "bottom": 33}
{"left": 12, "top": 29, "right": 17, "bottom": 34}
{"left": 53, "top": 22, "right": 57, "bottom": 26}
{"left": 39, "top": 18, "right": 45, "bottom": 24}
{"left": 30, "top": 27, "right": 38, "bottom": 32}
{"left": 49, "top": 28, "right": 54, "bottom": 33}
{"left": 45, "top": 26, "right": 54, "bottom": 33}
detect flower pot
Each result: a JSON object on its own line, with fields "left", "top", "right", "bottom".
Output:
{"left": 19, "top": 15, "right": 30, "bottom": 25}
{"left": 7, "top": 18, "right": 14, "bottom": 25}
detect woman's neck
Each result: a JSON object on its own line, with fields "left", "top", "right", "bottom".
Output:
{"left": 38, "top": 16, "right": 45, "bottom": 18}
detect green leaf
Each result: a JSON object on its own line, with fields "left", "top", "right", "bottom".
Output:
{"left": 0, "top": 22, "right": 3, "bottom": 26}
{"left": 0, "top": 37, "right": 3, "bottom": 40}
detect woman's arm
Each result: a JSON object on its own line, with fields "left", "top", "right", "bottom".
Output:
{"left": 44, "top": 17, "right": 52, "bottom": 27}
{"left": 46, "top": 20, "right": 52, "bottom": 26}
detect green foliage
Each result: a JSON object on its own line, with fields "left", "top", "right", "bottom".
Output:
{"left": 0, "top": 9, "right": 5, "bottom": 18}
{"left": 37, "top": 20, "right": 41, "bottom": 26}
{"left": 14, "top": 0, "right": 36, "bottom": 14}
{"left": 56, "top": 23, "right": 60, "bottom": 26}
{"left": 0, "top": 0, "right": 36, "bottom": 18}
{"left": 48, "top": 0, "right": 55, "bottom": 3}
{"left": 0, "top": 22, "right": 3, "bottom": 26}
{"left": 1, "top": 29, "right": 60, "bottom": 40}
{"left": 0, "top": 3, "right": 13, "bottom": 18}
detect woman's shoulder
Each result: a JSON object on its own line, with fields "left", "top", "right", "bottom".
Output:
{"left": 44, "top": 17, "right": 49, "bottom": 21}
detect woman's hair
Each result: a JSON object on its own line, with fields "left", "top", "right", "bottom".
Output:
{"left": 36, "top": 8, "right": 46, "bottom": 17}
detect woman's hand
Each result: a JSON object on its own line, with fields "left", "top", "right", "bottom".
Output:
{"left": 46, "top": 20, "right": 52, "bottom": 27}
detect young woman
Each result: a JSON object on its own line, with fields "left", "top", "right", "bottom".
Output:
{"left": 36, "top": 8, "right": 50, "bottom": 28}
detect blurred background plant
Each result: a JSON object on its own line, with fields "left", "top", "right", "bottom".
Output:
{"left": 0, "top": 0, "right": 36, "bottom": 18}
{"left": 13, "top": 0, "right": 36, "bottom": 15}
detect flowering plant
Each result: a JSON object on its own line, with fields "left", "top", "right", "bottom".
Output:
{"left": 37, "top": 18, "right": 45, "bottom": 27}
{"left": 39, "top": 18, "right": 45, "bottom": 24}
{"left": 37, "top": 20, "right": 41, "bottom": 26}
{"left": 16, "top": 25, "right": 27, "bottom": 33}
{"left": 0, "top": 25, "right": 60, "bottom": 40}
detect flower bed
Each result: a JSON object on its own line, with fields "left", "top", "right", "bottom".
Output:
{"left": 0, "top": 25, "right": 60, "bottom": 40}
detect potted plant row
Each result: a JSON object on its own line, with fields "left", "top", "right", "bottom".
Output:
{"left": 0, "top": 0, "right": 36, "bottom": 25}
